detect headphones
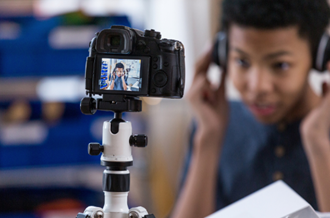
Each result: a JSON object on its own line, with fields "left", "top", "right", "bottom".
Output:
{"left": 213, "top": 31, "right": 330, "bottom": 72}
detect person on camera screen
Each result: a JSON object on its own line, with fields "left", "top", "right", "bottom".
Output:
{"left": 172, "top": 0, "right": 330, "bottom": 217}
{"left": 109, "top": 62, "right": 128, "bottom": 91}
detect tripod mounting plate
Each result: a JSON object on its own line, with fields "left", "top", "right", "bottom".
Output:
{"left": 80, "top": 94, "right": 142, "bottom": 115}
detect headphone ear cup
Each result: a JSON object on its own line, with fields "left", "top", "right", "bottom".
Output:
{"left": 314, "top": 33, "right": 330, "bottom": 72}
{"left": 218, "top": 32, "right": 228, "bottom": 70}
{"left": 212, "top": 32, "right": 228, "bottom": 69}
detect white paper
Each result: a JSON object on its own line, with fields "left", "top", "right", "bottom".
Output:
{"left": 206, "top": 181, "right": 319, "bottom": 218}
{"left": 317, "top": 212, "right": 330, "bottom": 218}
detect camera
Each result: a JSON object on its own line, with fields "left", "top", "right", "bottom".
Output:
{"left": 84, "top": 25, "right": 185, "bottom": 100}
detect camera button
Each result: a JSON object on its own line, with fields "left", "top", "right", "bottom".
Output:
{"left": 153, "top": 57, "right": 158, "bottom": 62}
{"left": 143, "top": 47, "right": 150, "bottom": 53}
{"left": 164, "top": 62, "right": 169, "bottom": 67}
{"left": 153, "top": 64, "right": 158, "bottom": 69}
{"left": 153, "top": 70, "right": 168, "bottom": 87}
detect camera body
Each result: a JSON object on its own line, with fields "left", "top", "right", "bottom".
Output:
{"left": 84, "top": 25, "right": 185, "bottom": 99}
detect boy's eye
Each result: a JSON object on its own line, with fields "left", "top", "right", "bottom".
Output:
{"left": 235, "top": 58, "right": 250, "bottom": 68}
{"left": 273, "top": 62, "right": 290, "bottom": 70}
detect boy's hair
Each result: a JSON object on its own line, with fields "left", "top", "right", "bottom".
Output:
{"left": 115, "top": 62, "right": 125, "bottom": 70}
{"left": 113, "top": 62, "right": 125, "bottom": 74}
{"left": 221, "top": 0, "right": 330, "bottom": 56}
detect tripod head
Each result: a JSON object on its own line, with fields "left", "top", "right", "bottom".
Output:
{"left": 80, "top": 94, "right": 147, "bottom": 166}
{"left": 81, "top": 93, "right": 148, "bottom": 166}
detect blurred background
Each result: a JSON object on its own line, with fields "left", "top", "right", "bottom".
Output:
{"left": 1, "top": 0, "right": 329, "bottom": 218}
{"left": 0, "top": 0, "right": 222, "bottom": 218}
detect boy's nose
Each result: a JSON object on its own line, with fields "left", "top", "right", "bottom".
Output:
{"left": 248, "top": 68, "right": 274, "bottom": 95}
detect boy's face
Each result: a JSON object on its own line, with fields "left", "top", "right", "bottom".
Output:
{"left": 116, "top": 68, "right": 124, "bottom": 77}
{"left": 228, "top": 24, "right": 312, "bottom": 124}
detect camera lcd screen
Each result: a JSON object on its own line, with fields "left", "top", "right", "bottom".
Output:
{"left": 99, "top": 58, "right": 142, "bottom": 92}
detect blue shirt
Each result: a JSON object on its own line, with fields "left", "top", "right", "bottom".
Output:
{"left": 110, "top": 76, "right": 128, "bottom": 91}
{"left": 182, "top": 101, "right": 318, "bottom": 210}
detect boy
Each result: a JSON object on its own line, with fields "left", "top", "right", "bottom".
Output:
{"left": 172, "top": 0, "right": 330, "bottom": 217}
{"left": 109, "top": 62, "right": 128, "bottom": 91}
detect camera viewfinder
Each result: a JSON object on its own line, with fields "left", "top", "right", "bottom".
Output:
{"left": 109, "top": 35, "right": 121, "bottom": 47}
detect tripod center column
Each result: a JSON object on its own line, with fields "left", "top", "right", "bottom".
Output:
{"left": 103, "top": 169, "right": 130, "bottom": 218}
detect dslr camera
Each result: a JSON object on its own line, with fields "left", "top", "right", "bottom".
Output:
{"left": 81, "top": 25, "right": 185, "bottom": 115}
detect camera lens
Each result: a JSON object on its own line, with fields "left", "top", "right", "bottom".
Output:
{"left": 107, "top": 35, "right": 121, "bottom": 47}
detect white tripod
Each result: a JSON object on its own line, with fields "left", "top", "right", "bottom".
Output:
{"left": 76, "top": 113, "right": 155, "bottom": 218}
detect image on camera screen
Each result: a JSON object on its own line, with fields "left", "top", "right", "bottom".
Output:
{"left": 99, "top": 58, "right": 142, "bottom": 92}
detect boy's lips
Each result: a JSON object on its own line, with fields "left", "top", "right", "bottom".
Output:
{"left": 248, "top": 102, "right": 277, "bottom": 116}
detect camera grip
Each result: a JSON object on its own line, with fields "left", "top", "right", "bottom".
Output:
{"left": 85, "top": 57, "right": 95, "bottom": 90}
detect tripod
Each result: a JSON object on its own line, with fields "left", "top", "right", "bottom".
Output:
{"left": 77, "top": 96, "right": 156, "bottom": 218}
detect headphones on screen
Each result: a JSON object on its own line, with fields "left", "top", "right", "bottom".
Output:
{"left": 213, "top": 31, "right": 330, "bottom": 72}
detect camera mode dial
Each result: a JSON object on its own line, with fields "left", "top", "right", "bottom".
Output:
{"left": 144, "top": 29, "right": 161, "bottom": 39}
